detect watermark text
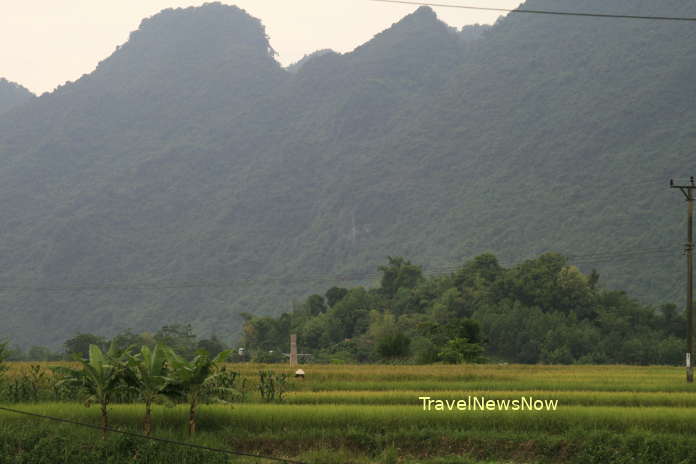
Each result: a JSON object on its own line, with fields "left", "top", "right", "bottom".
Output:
{"left": 418, "top": 396, "right": 558, "bottom": 411}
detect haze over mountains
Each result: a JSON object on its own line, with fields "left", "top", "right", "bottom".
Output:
{"left": 1, "top": 0, "right": 695, "bottom": 348}
{"left": 0, "top": 78, "right": 34, "bottom": 115}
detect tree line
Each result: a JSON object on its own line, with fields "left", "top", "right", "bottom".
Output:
{"left": 5, "top": 324, "right": 232, "bottom": 362}
{"left": 242, "top": 253, "right": 684, "bottom": 365}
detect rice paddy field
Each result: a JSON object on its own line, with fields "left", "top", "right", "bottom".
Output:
{"left": 2, "top": 363, "right": 696, "bottom": 463}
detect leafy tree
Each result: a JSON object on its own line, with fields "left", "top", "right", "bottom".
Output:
{"left": 540, "top": 345, "right": 574, "bottom": 365}
{"left": 588, "top": 269, "right": 600, "bottom": 290}
{"left": 276, "top": 313, "right": 292, "bottom": 346}
{"left": 453, "top": 253, "right": 503, "bottom": 290}
{"left": 242, "top": 317, "right": 282, "bottom": 351}
{"left": 27, "top": 346, "right": 60, "bottom": 361}
{"left": 197, "top": 335, "right": 227, "bottom": 358}
{"left": 433, "top": 287, "right": 469, "bottom": 319}
{"left": 379, "top": 256, "right": 424, "bottom": 299}
{"left": 554, "top": 266, "right": 596, "bottom": 319}
{"left": 5, "top": 344, "right": 25, "bottom": 361}
{"left": 299, "top": 313, "right": 342, "bottom": 351}
{"left": 376, "top": 332, "right": 411, "bottom": 360}
{"left": 411, "top": 336, "right": 439, "bottom": 364}
{"left": 325, "top": 287, "right": 349, "bottom": 307}
{"left": 452, "top": 319, "right": 482, "bottom": 344}
{"left": 64, "top": 333, "right": 107, "bottom": 359}
{"left": 318, "top": 339, "right": 360, "bottom": 364}
{"left": 163, "top": 347, "right": 232, "bottom": 435}
{"left": 52, "top": 344, "right": 129, "bottom": 438}
{"left": 658, "top": 303, "right": 685, "bottom": 338}
{"left": 111, "top": 329, "right": 153, "bottom": 352}
{"left": 124, "top": 344, "right": 170, "bottom": 436}
{"left": 330, "top": 287, "right": 374, "bottom": 339}
{"left": 305, "top": 294, "right": 327, "bottom": 316}
{"left": 438, "top": 338, "right": 485, "bottom": 364}
{"left": 654, "top": 336, "right": 682, "bottom": 365}
{"left": 475, "top": 302, "right": 547, "bottom": 363}
{"left": 155, "top": 324, "right": 197, "bottom": 359}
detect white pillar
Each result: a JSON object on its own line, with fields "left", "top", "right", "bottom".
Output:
{"left": 290, "top": 334, "right": 298, "bottom": 367}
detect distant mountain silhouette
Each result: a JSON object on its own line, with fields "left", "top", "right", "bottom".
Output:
{"left": 0, "top": 78, "right": 34, "bottom": 115}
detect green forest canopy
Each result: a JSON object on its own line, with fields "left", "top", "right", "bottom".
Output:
{"left": 242, "top": 253, "right": 684, "bottom": 365}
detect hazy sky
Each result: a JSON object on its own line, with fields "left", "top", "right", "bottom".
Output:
{"left": 1, "top": 1, "right": 521, "bottom": 95}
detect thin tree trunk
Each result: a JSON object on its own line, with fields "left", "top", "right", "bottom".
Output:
{"left": 188, "top": 399, "right": 197, "bottom": 436}
{"left": 144, "top": 399, "right": 152, "bottom": 436}
{"left": 100, "top": 403, "right": 108, "bottom": 439}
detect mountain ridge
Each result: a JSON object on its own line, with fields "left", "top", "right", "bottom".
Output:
{"left": 0, "top": 78, "right": 34, "bottom": 116}
{"left": 0, "top": 1, "right": 693, "bottom": 348}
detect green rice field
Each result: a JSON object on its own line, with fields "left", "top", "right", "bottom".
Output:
{"left": 2, "top": 363, "right": 696, "bottom": 463}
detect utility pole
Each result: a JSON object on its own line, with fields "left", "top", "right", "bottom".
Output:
{"left": 671, "top": 177, "right": 695, "bottom": 383}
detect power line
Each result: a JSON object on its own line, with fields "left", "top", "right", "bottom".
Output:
{"left": 0, "top": 405, "right": 309, "bottom": 464}
{"left": 0, "top": 246, "right": 679, "bottom": 292}
{"left": 570, "top": 252, "right": 679, "bottom": 266}
{"left": 566, "top": 246, "right": 675, "bottom": 260}
{"left": 370, "top": 0, "right": 696, "bottom": 22}
{"left": 0, "top": 272, "right": 382, "bottom": 292}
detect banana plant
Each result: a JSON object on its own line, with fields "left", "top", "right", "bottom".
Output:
{"left": 124, "top": 344, "right": 170, "bottom": 436}
{"left": 51, "top": 343, "right": 128, "bottom": 439}
{"left": 162, "top": 347, "right": 232, "bottom": 435}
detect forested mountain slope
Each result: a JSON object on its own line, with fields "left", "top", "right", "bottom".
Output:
{"left": 0, "top": 78, "right": 34, "bottom": 115}
{"left": 0, "top": 1, "right": 694, "bottom": 347}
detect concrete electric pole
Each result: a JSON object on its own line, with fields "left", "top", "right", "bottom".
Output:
{"left": 671, "top": 177, "right": 694, "bottom": 383}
